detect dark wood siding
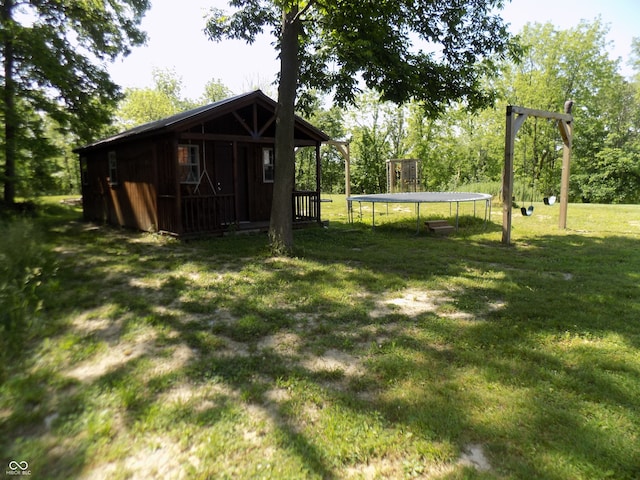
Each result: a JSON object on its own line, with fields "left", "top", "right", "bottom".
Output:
{"left": 81, "top": 151, "right": 109, "bottom": 223}
{"left": 76, "top": 91, "right": 329, "bottom": 236}
{"left": 156, "top": 136, "right": 179, "bottom": 234}
{"left": 82, "top": 139, "right": 159, "bottom": 231}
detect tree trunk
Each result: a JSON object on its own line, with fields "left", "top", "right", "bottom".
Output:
{"left": 2, "top": 0, "right": 17, "bottom": 205}
{"left": 268, "top": 7, "right": 299, "bottom": 255}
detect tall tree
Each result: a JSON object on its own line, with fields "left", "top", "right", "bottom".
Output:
{"left": 206, "top": 0, "right": 516, "bottom": 254}
{"left": 348, "top": 90, "right": 408, "bottom": 193}
{"left": 294, "top": 92, "right": 345, "bottom": 193}
{"left": 117, "top": 73, "right": 234, "bottom": 129}
{"left": 117, "top": 68, "right": 197, "bottom": 128}
{"left": 1, "top": 0, "right": 149, "bottom": 204}
{"left": 200, "top": 78, "right": 233, "bottom": 104}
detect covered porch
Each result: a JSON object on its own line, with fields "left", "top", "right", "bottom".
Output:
{"left": 175, "top": 189, "right": 322, "bottom": 235}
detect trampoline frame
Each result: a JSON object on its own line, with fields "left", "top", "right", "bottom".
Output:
{"left": 347, "top": 192, "right": 492, "bottom": 233}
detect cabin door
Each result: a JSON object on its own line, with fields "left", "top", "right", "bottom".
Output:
{"left": 211, "top": 142, "right": 239, "bottom": 225}
{"left": 236, "top": 144, "right": 249, "bottom": 222}
{"left": 213, "top": 142, "right": 233, "bottom": 194}
{"left": 248, "top": 145, "right": 274, "bottom": 221}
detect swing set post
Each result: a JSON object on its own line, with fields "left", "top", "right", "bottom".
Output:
{"left": 501, "top": 104, "right": 573, "bottom": 245}
{"left": 502, "top": 106, "right": 528, "bottom": 245}
{"left": 558, "top": 114, "right": 573, "bottom": 230}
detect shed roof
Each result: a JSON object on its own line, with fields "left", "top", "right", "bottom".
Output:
{"left": 74, "top": 90, "right": 330, "bottom": 153}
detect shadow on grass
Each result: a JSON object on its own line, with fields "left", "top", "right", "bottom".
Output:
{"left": 2, "top": 214, "right": 639, "bottom": 479}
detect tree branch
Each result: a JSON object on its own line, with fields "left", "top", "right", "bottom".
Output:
{"left": 291, "top": 0, "right": 316, "bottom": 24}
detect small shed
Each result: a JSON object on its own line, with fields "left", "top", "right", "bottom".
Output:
{"left": 386, "top": 159, "right": 421, "bottom": 193}
{"left": 74, "top": 90, "right": 330, "bottom": 236}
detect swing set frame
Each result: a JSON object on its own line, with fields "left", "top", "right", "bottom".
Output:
{"left": 502, "top": 104, "right": 573, "bottom": 245}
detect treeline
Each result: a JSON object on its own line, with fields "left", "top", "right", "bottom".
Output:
{"left": 302, "top": 20, "right": 640, "bottom": 204}
{"left": 4, "top": 19, "right": 640, "bottom": 204}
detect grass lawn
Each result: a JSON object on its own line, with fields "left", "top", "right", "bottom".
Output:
{"left": 1, "top": 195, "right": 639, "bottom": 479}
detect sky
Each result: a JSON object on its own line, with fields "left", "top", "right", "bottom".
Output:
{"left": 107, "top": 0, "right": 640, "bottom": 100}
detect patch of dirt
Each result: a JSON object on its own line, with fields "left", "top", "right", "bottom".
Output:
{"left": 371, "top": 287, "right": 512, "bottom": 321}
{"left": 342, "top": 444, "right": 493, "bottom": 478}
{"left": 258, "top": 332, "right": 302, "bottom": 356}
{"left": 65, "top": 330, "right": 157, "bottom": 383}
{"left": 213, "top": 337, "right": 251, "bottom": 357}
{"left": 263, "top": 387, "right": 291, "bottom": 403}
{"left": 370, "top": 288, "right": 454, "bottom": 318}
{"left": 64, "top": 330, "right": 195, "bottom": 383}
{"left": 70, "top": 310, "right": 123, "bottom": 342}
{"left": 302, "top": 348, "right": 364, "bottom": 377}
{"left": 83, "top": 434, "right": 194, "bottom": 480}
{"left": 342, "top": 458, "right": 459, "bottom": 479}
{"left": 148, "top": 343, "right": 195, "bottom": 376}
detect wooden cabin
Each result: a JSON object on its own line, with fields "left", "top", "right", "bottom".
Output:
{"left": 74, "top": 90, "right": 330, "bottom": 236}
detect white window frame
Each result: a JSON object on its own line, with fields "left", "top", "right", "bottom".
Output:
{"left": 262, "top": 147, "right": 274, "bottom": 183}
{"left": 108, "top": 151, "right": 118, "bottom": 186}
{"left": 178, "top": 144, "right": 201, "bottom": 185}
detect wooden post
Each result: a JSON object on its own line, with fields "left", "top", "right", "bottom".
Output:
{"left": 558, "top": 99, "right": 573, "bottom": 229}
{"left": 502, "top": 106, "right": 528, "bottom": 245}
{"left": 558, "top": 120, "right": 572, "bottom": 229}
{"left": 502, "top": 108, "right": 515, "bottom": 245}
{"left": 315, "top": 142, "right": 322, "bottom": 223}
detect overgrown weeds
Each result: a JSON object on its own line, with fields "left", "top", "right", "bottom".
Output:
{"left": 0, "top": 217, "right": 56, "bottom": 380}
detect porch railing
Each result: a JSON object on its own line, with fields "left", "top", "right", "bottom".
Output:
{"left": 181, "top": 191, "right": 320, "bottom": 234}
{"left": 182, "top": 194, "right": 235, "bottom": 234}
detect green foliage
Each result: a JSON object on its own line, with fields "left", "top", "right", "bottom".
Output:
{"left": 575, "top": 145, "right": 640, "bottom": 203}
{"left": 3, "top": 0, "right": 149, "bottom": 136}
{"left": 115, "top": 71, "right": 235, "bottom": 130}
{"left": 349, "top": 92, "right": 409, "bottom": 193}
{"left": 1, "top": 0, "right": 150, "bottom": 203}
{"left": 207, "top": 0, "right": 516, "bottom": 112}
{"left": 0, "top": 218, "right": 55, "bottom": 378}
{"left": 384, "top": 19, "right": 639, "bottom": 203}
{"left": 296, "top": 93, "right": 346, "bottom": 193}
{"left": 497, "top": 20, "right": 639, "bottom": 203}
{"left": 117, "top": 88, "right": 182, "bottom": 128}
{"left": 115, "top": 68, "right": 199, "bottom": 128}
{"left": 200, "top": 78, "right": 234, "bottom": 104}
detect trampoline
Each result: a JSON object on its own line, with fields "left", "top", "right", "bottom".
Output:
{"left": 347, "top": 192, "right": 493, "bottom": 233}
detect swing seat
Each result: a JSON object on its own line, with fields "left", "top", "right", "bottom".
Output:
{"left": 543, "top": 196, "right": 556, "bottom": 205}
{"left": 521, "top": 206, "right": 534, "bottom": 216}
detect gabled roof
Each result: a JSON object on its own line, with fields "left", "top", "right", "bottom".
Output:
{"left": 74, "top": 90, "right": 330, "bottom": 153}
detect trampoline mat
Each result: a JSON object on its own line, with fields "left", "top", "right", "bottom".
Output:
{"left": 348, "top": 192, "right": 492, "bottom": 203}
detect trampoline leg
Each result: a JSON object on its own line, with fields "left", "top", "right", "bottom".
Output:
{"left": 372, "top": 203, "right": 375, "bottom": 229}
{"left": 416, "top": 203, "right": 420, "bottom": 234}
{"left": 485, "top": 199, "right": 490, "bottom": 224}
{"left": 456, "top": 202, "right": 460, "bottom": 231}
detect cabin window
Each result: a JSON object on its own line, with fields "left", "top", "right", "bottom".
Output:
{"left": 108, "top": 151, "right": 118, "bottom": 186}
{"left": 262, "top": 148, "right": 274, "bottom": 183}
{"left": 178, "top": 144, "right": 200, "bottom": 184}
